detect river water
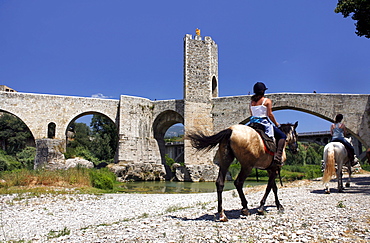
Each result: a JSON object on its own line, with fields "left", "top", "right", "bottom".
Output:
{"left": 118, "top": 180, "right": 266, "bottom": 194}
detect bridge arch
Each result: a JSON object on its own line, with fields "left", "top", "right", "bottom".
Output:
{"left": 0, "top": 111, "right": 36, "bottom": 152}
{"left": 65, "top": 111, "right": 118, "bottom": 135}
{"left": 0, "top": 108, "right": 38, "bottom": 140}
{"left": 153, "top": 110, "right": 184, "bottom": 178}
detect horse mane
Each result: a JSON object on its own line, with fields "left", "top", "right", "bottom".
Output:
{"left": 279, "top": 123, "right": 294, "bottom": 134}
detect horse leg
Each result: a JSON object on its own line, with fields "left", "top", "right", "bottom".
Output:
{"left": 345, "top": 163, "right": 352, "bottom": 188}
{"left": 324, "top": 183, "right": 330, "bottom": 194}
{"left": 216, "top": 166, "right": 229, "bottom": 222}
{"left": 215, "top": 145, "right": 234, "bottom": 222}
{"left": 234, "top": 166, "right": 252, "bottom": 216}
{"left": 272, "top": 172, "right": 284, "bottom": 212}
{"left": 337, "top": 163, "right": 344, "bottom": 193}
{"left": 258, "top": 169, "right": 277, "bottom": 214}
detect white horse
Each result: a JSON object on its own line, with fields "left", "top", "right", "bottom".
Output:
{"left": 322, "top": 138, "right": 357, "bottom": 194}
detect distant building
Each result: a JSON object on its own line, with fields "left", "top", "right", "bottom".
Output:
{"left": 0, "top": 85, "right": 17, "bottom": 92}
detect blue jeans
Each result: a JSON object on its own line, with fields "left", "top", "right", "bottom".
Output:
{"left": 331, "top": 137, "right": 355, "bottom": 160}
{"left": 274, "top": 126, "right": 287, "bottom": 140}
{"left": 331, "top": 137, "right": 354, "bottom": 151}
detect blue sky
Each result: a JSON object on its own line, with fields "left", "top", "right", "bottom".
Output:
{"left": 1, "top": 1, "right": 369, "bottom": 133}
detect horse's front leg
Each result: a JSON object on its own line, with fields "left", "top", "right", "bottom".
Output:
{"left": 234, "top": 166, "right": 252, "bottom": 216}
{"left": 258, "top": 169, "right": 278, "bottom": 214}
{"left": 272, "top": 170, "right": 284, "bottom": 212}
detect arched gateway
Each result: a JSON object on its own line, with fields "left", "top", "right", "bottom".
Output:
{"left": 1, "top": 32, "right": 369, "bottom": 181}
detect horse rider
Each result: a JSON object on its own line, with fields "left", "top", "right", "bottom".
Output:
{"left": 249, "top": 82, "right": 287, "bottom": 166}
{"left": 330, "top": 114, "right": 356, "bottom": 166}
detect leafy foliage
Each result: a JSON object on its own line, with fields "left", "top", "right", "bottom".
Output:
{"left": 16, "top": 146, "right": 36, "bottom": 170}
{"left": 0, "top": 149, "right": 22, "bottom": 171}
{"left": 285, "top": 142, "right": 324, "bottom": 166}
{"left": 89, "top": 168, "right": 116, "bottom": 190}
{"left": 165, "top": 154, "right": 176, "bottom": 170}
{"left": 90, "top": 115, "right": 118, "bottom": 161}
{"left": 0, "top": 113, "right": 34, "bottom": 155}
{"left": 66, "top": 114, "right": 118, "bottom": 164}
{"left": 335, "top": 0, "right": 370, "bottom": 38}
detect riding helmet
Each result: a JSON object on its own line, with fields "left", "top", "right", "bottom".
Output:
{"left": 253, "top": 82, "right": 268, "bottom": 94}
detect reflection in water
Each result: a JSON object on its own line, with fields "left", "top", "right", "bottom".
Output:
{"left": 118, "top": 180, "right": 265, "bottom": 194}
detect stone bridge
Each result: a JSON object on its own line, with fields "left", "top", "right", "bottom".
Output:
{"left": 1, "top": 32, "right": 369, "bottom": 181}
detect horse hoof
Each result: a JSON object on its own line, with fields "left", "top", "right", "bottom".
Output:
{"left": 257, "top": 208, "right": 266, "bottom": 215}
{"left": 219, "top": 215, "right": 228, "bottom": 222}
{"left": 277, "top": 205, "right": 285, "bottom": 213}
{"left": 325, "top": 190, "right": 330, "bottom": 194}
{"left": 219, "top": 212, "right": 228, "bottom": 222}
{"left": 241, "top": 208, "right": 250, "bottom": 216}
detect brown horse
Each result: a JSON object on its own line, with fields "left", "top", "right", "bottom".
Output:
{"left": 188, "top": 122, "right": 298, "bottom": 222}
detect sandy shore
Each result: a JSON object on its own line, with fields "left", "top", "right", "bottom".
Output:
{"left": 0, "top": 172, "right": 369, "bottom": 242}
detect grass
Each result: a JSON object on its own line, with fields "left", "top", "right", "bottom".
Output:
{"left": 0, "top": 167, "right": 120, "bottom": 195}
{"left": 46, "top": 227, "right": 71, "bottom": 239}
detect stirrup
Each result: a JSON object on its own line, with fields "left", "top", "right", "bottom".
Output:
{"left": 272, "top": 158, "right": 284, "bottom": 167}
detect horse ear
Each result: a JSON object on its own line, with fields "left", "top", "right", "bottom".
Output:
{"left": 294, "top": 121, "right": 298, "bottom": 128}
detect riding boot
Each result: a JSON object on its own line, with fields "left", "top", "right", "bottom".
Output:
{"left": 348, "top": 149, "right": 356, "bottom": 167}
{"left": 273, "top": 139, "right": 286, "bottom": 166}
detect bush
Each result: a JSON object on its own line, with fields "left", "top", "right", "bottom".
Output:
{"left": 362, "top": 164, "right": 370, "bottom": 172}
{"left": 65, "top": 146, "right": 99, "bottom": 164}
{"left": 165, "top": 154, "right": 176, "bottom": 170}
{"left": 282, "top": 164, "right": 322, "bottom": 179}
{"left": 228, "top": 161, "right": 268, "bottom": 180}
{"left": 228, "top": 161, "right": 240, "bottom": 180}
{"left": 0, "top": 149, "right": 22, "bottom": 171}
{"left": 16, "top": 147, "right": 36, "bottom": 170}
{"left": 280, "top": 170, "right": 305, "bottom": 181}
{"left": 89, "top": 168, "right": 116, "bottom": 190}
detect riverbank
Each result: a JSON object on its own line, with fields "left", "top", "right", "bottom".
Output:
{"left": 1, "top": 172, "right": 369, "bottom": 242}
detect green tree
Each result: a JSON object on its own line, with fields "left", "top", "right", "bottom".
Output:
{"left": 90, "top": 114, "right": 118, "bottom": 162}
{"left": 68, "top": 122, "right": 92, "bottom": 149}
{"left": 0, "top": 113, "right": 34, "bottom": 155}
{"left": 335, "top": 0, "right": 370, "bottom": 38}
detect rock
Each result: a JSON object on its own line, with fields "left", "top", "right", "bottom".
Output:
{"left": 34, "top": 139, "right": 66, "bottom": 169}
{"left": 108, "top": 162, "right": 166, "bottom": 181}
{"left": 65, "top": 157, "right": 94, "bottom": 169}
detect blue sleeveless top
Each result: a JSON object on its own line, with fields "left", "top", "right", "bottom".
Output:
{"left": 332, "top": 123, "right": 344, "bottom": 139}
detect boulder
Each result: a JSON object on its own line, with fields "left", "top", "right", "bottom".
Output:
{"left": 65, "top": 157, "right": 94, "bottom": 169}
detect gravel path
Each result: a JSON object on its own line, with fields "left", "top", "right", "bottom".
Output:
{"left": 1, "top": 172, "right": 369, "bottom": 243}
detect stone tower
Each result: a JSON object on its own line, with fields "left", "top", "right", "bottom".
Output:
{"left": 183, "top": 30, "right": 219, "bottom": 181}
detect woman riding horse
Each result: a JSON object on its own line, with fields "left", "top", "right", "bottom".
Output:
{"left": 187, "top": 82, "right": 299, "bottom": 221}
{"left": 330, "top": 114, "right": 355, "bottom": 166}
{"left": 249, "top": 82, "right": 286, "bottom": 166}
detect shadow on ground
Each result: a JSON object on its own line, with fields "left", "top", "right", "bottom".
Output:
{"left": 311, "top": 174, "right": 370, "bottom": 195}
{"left": 168, "top": 205, "right": 278, "bottom": 222}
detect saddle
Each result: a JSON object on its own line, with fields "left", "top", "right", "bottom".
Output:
{"left": 248, "top": 123, "right": 276, "bottom": 155}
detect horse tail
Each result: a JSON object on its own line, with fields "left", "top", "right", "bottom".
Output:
{"left": 323, "top": 144, "right": 336, "bottom": 184}
{"left": 187, "top": 128, "right": 233, "bottom": 152}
